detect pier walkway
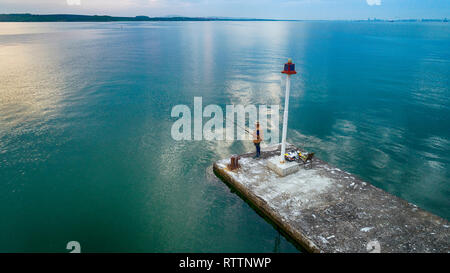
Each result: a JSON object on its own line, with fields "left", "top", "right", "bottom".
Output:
{"left": 213, "top": 144, "right": 449, "bottom": 253}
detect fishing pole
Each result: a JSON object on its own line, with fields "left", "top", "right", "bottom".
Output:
{"left": 223, "top": 118, "right": 251, "bottom": 134}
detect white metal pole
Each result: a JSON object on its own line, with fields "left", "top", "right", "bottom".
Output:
{"left": 280, "top": 74, "right": 290, "bottom": 163}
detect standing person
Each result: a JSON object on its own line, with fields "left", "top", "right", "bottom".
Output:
{"left": 253, "top": 121, "right": 263, "bottom": 158}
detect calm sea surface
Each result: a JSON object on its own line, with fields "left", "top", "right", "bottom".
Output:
{"left": 0, "top": 21, "right": 449, "bottom": 252}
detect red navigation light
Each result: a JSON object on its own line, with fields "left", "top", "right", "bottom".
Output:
{"left": 282, "top": 58, "right": 297, "bottom": 75}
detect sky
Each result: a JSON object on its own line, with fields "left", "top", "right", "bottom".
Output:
{"left": 1, "top": 0, "right": 449, "bottom": 20}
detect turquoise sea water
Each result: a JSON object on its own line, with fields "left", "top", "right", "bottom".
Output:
{"left": 0, "top": 21, "right": 449, "bottom": 252}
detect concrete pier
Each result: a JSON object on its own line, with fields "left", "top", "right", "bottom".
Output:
{"left": 213, "top": 143, "right": 450, "bottom": 253}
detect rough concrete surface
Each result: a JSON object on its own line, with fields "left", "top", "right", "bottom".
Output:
{"left": 213, "top": 143, "right": 450, "bottom": 253}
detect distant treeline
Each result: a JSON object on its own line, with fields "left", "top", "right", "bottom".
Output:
{"left": 0, "top": 14, "right": 447, "bottom": 23}
{"left": 0, "top": 14, "right": 278, "bottom": 22}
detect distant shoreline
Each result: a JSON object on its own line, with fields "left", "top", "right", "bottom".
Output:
{"left": 0, "top": 14, "right": 283, "bottom": 22}
{"left": 0, "top": 14, "right": 447, "bottom": 23}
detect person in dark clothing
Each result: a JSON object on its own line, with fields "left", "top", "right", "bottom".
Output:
{"left": 253, "top": 122, "right": 263, "bottom": 158}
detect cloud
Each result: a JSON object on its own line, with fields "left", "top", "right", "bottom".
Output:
{"left": 366, "top": 0, "right": 381, "bottom": 6}
{"left": 67, "top": 0, "right": 81, "bottom": 6}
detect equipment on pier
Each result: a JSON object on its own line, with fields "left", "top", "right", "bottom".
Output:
{"left": 284, "top": 150, "right": 300, "bottom": 162}
{"left": 300, "top": 152, "right": 315, "bottom": 168}
{"left": 284, "top": 150, "right": 315, "bottom": 168}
